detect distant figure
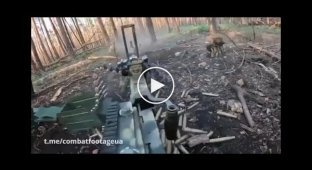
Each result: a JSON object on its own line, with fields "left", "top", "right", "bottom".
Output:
{"left": 206, "top": 34, "right": 225, "bottom": 57}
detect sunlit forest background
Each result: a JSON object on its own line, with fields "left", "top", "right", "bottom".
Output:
{"left": 31, "top": 17, "right": 280, "bottom": 73}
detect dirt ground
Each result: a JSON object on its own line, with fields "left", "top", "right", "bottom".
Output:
{"left": 31, "top": 30, "right": 281, "bottom": 154}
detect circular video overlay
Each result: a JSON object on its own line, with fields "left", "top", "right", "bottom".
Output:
{"left": 137, "top": 67, "right": 175, "bottom": 105}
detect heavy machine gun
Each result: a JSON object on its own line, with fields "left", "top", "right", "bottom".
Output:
{"left": 101, "top": 24, "right": 179, "bottom": 153}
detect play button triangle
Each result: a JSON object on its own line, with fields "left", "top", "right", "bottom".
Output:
{"left": 151, "top": 78, "right": 165, "bottom": 93}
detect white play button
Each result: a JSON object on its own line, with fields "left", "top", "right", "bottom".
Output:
{"left": 137, "top": 67, "right": 175, "bottom": 105}
{"left": 150, "top": 78, "right": 165, "bottom": 93}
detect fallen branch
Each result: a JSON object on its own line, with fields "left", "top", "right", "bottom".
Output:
{"left": 182, "top": 64, "right": 192, "bottom": 85}
{"left": 247, "top": 90, "right": 265, "bottom": 97}
{"left": 50, "top": 86, "right": 64, "bottom": 102}
{"left": 183, "top": 127, "right": 207, "bottom": 134}
{"left": 252, "top": 62, "right": 280, "bottom": 81}
{"left": 88, "top": 56, "right": 117, "bottom": 60}
{"left": 225, "top": 49, "right": 245, "bottom": 74}
{"left": 231, "top": 85, "right": 255, "bottom": 127}
{"left": 35, "top": 71, "right": 85, "bottom": 97}
{"left": 248, "top": 43, "right": 280, "bottom": 60}
{"left": 202, "top": 92, "right": 219, "bottom": 97}
{"left": 50, "top": 75, "right": 90, "bottom": 102}
{"left": 217, "top": 110, "right": 237, "bottom": 119}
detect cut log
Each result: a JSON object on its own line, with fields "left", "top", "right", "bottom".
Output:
{"left": 231, "top": 85, "right": 255, "bottom": 127}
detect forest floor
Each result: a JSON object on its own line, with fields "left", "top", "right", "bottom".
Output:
{"left": 31, "top": 24, "right": 281, "bottom": 154}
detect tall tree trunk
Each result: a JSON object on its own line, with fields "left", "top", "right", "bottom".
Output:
{"left": 145, "top": 17, "right": 157, "bottom": 43}
{"left": 241, "top": 17, "right": 248, "bottom": 25}
{"left": 136, "top": 17, "right": 144, "bottom": 31}
{"left": 65, "top": 18, "right": 82, "bottom": 46}
{"left": 31, "top": 37, "right": 44, "bottom": 70}
{"left": 62, "top": 18, "right": 76, "bottom": 49}
{"left": 72, "top": 17, "right": 85, "bottom": 44}
{"left": 172, "top": 18, "right": 180, "bottom": 33}
{"left": 55, "top": 17, "right": 74, "bottom": 57}
{"left": 165, "top": 18, "right": 172, "bottom": 33}
{"left": 49, "top": 18, "right": 66, "bottom": 56}
{"left": 96, "top": 17, "right": 110, "bottom": 45}
{"left": 38, "top": 18, "right": 54, "bottom": 61}
{"left": 42, "top": 19, "right": 60, "bottom": 59}
{"left": 266, "top": 17, "right": 270, "bottom": 25}
{"left": 109, "top": 17, "right": 118, "bottom": 39}
{"left": 32, "top": 17, "right": 52, "bottom": 64}
{"left": 41, "top": 18, "right": 60, "bottom": 60}
{"left": 229, "top": 17, "right": 233, "bottom": 24}
{"left": 31, "top": 54, "right": 38, "bottom": 72}
{"left": 209, "top": 18, "right": 218, "bottom": 34}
